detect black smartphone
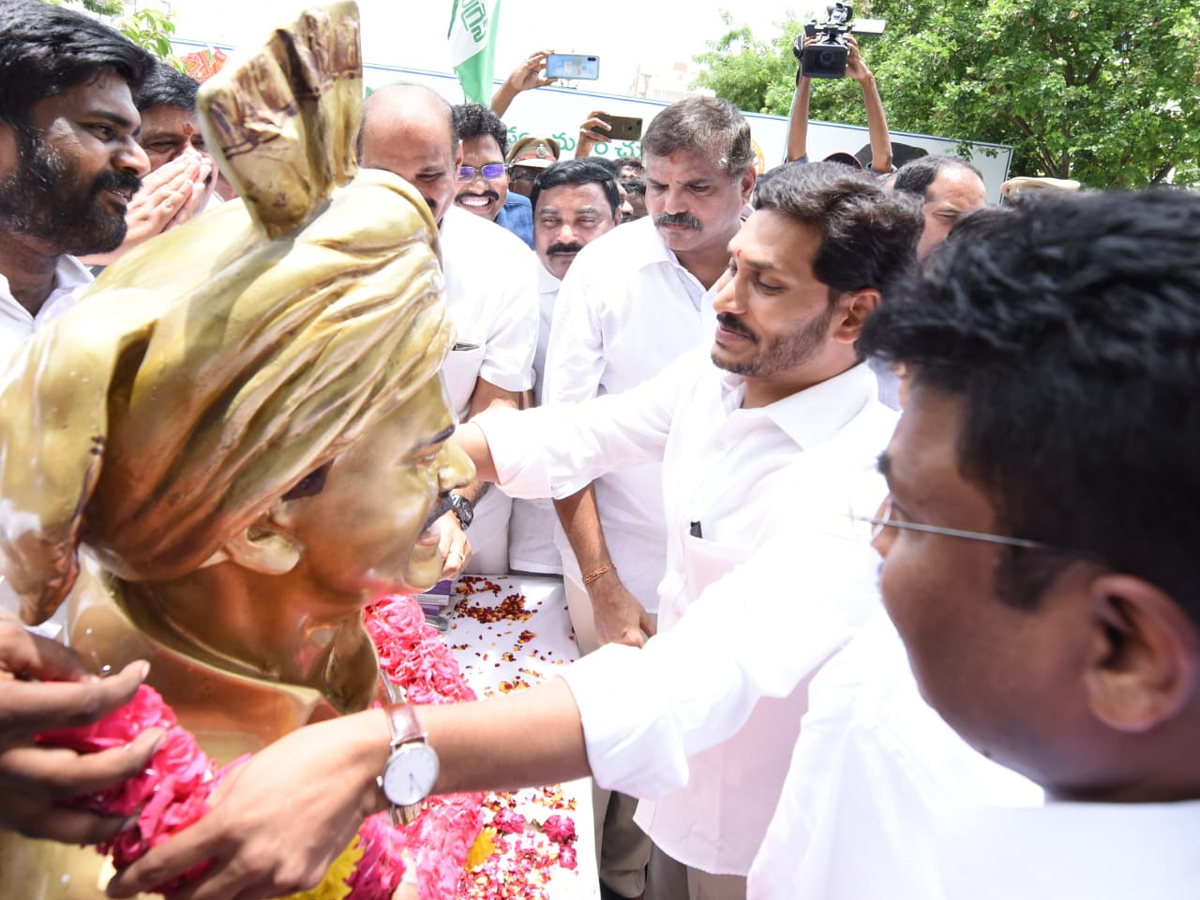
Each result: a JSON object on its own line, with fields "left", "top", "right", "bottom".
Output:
{"left": 546, "top": 53, "right": 600, "bottom": 80}
{"left": 599, "top": 114, "right": 643, "bottom": 142}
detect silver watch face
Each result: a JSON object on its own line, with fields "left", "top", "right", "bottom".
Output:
{"left": 381, "top": 742, "right": 440, "bottom": 806}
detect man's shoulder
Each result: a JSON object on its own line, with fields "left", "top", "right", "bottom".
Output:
{"left": 441, "top": 206, "right": 535, "bottom": 263}
{"left": 561, "top": 217, "right": 666, "bottom": 283}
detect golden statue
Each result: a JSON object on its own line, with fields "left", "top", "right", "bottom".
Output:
{"left": 0, "top": 4, "right": 472, "bottom": 896}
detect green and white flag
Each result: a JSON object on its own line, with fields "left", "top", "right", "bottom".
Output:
{"left": 447, "top": 0, "right": 501, "bottom": 105}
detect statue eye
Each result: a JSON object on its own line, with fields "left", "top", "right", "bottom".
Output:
{"left": 283, "top": 464, "right": 329, "bottom": 501}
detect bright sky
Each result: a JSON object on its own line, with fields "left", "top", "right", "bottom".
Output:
{"left": 167, "top": 0, "right": 813, "bottom": 96}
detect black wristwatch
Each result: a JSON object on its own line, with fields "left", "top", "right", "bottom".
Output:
{"left": 448, "top": 492, "right": 474, "bottom": 529}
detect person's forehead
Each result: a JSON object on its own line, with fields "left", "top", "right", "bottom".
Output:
{"left": 732, "top": 208, "right": 820, "bottom": 273}
{"left": 883, "top": 382, "right": 967, "bottom": 495}
{"left": 460, "top": 133, "right": 503, "bottom": 162}
{"left": 644, "top": 147, "right": 729, "bottom": 182}
{"left": 927, "top": 168, "right": 987, "bottom": 208}
{"left": 138, "top": 104, "right": 198, "bottom": 135}
{"left": 29, "top": 70, "right": 140, "bottom": 130}
{"left": 536, "top": 181, "right": 609, "bottom": 214}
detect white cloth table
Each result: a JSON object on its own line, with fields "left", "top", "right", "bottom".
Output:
{"left": 445, "top": 573, "right": 599, "bottom": 900}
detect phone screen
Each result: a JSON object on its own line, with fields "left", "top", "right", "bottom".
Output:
{"left": 546, "top": 53, "right": 600, "bottom": 80}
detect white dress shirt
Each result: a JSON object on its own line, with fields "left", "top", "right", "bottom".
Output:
{"left": 438, "top": 206, "right": 539, "bottom": 573}
{"left": 480, "top": 352, "right": 897, "bottom": 873}
{"left": 0, "top": 255, "right": 92, "bottom": 368}
{"left": 541, "top": 217, "right": 719, "bottom": 610}
{"left": 931, "top": 799, "right": 1200, "bottom": 900}
{"left": 747, "top": 611, "right": 1043, "bottom": 899}
{"left": 507, "top": 262, "right": 564, "bottom": 574}
{"left": 0, "top": 255, "right": 92, "bottom": 629}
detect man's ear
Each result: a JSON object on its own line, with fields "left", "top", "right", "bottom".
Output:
{"left": 218, "top": 516, "right": 303, "bottom": 576}
{"left": 739, "top": 166, "right": 757, "bottom": 203}
{"left": 1083, "top": 573, "right": 1200, "bottom": 734}
{"left": 832, "top": 288, "right": 882, "bottom": 343}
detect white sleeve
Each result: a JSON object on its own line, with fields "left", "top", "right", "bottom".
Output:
{"left": 558, "top": 522, "right": 884, "bottom": 798}
{"left": 541, "top": 258, "right": 606, "bottom": 405}
{"left": 474, "top": 356, "right": 692, "bottom": 500}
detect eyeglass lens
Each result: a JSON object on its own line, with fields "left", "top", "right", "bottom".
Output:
{"left": 457, "top": 164, "right": 506, "bottom": 182}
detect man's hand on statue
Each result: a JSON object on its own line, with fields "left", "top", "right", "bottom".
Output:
{"left": 437, "top": 509, "right": 472, "bottom": 580}
{"left": 589, "top": 578, "right": 656, "bottom": 648}
{"left": 0, "top": 622, "right": 161, "bottom": 844}
{"left": 105, "top": 710, "right": 388, "bottom": 900}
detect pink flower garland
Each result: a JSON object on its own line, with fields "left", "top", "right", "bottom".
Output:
{"left": 35, "top": 594, "right": 486, "bottom": 899}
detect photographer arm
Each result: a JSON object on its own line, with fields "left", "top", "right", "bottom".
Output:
{"left": 845, "top": 36, "right": 893, "bottom": 174}
{"left": 785, "top": 74, "right": 813, "bottom": 163}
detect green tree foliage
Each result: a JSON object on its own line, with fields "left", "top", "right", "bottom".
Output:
{"left": 694, "top": 1, "right": 1200, "bottom": 187}
{"left": 48, "top": 1, "right": 182, "bottom": 68}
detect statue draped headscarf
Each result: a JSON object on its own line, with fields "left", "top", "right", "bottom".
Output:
{"left": 0, "top": 2, "right": 455, "bottom": 625}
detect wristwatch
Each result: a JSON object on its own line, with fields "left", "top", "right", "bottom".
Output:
{"left": 448, "top": 492, "right": 474, "bottom": 530}
{"left": 378, "top": 701, "right": 440, "bottom": 826}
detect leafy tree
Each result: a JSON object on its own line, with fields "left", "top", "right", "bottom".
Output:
{"left": 694, "top": 1, "right": 1200, "bottom": 188}
{"left": 47, "top": 0, "right": 182, "bottom": 68}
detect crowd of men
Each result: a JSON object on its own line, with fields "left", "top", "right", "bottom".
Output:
{"left": 2, "top": 3, "right": 1198, "bottom": 900}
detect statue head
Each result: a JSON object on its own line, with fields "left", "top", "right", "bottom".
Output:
{"left": 0, "top": 3, "right": 473, "bottom": 626}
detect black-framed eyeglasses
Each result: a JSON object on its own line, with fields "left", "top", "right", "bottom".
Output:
{"left": 509, "top": 167, "right": 539, "bottom": 183}
{"left": 851, "top": 495, "right": 1059, "bottom": 550}
{"left": 456, "top": 163, "right": 506, "bottom": 183}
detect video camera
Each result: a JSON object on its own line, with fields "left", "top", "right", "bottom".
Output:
{"left": 793, "top": 3, "right": 884, "bottom": 80}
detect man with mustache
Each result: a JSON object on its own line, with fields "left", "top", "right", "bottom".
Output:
{"left": 0, "top": 0, "right": 163, "bottom": 850}
{"left": 359, "top": 83, "right": 538, "bottom": 574}
{"left": 108, "top": 161, "right": 922, "bottom": 900}
{"left": 452, "top": 102, "right": 535, "bottom": 249}
{"left": 508, "top": 158, "right": 622, "bottom": 580}
{"left": 535, "top": 97, "right": 757, "bottom": 898}
{"left": 0, "top": 0, "right": 152, "bottom": 365}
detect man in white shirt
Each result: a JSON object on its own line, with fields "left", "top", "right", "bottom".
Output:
{"left": 0, "top": 0, "right": 165, "bottom": 844}
{"left": 106, "top": 159, "right": 922, "bottom": 900}
{"left": 107, "top": 187, "right": 1200, "bottom": 900}
{"left": 545, "top": 98, "right": 758, "bottom": 661}
{"left": 508, "top": 158, "right": 622, "bottom": 576}
{"left": 0, "top": 0, "right": 152, "bottom": 365}
{"left": 0, "top": 0, "right": 153, "bottom": 629}
{"left": 359, "top": 83, "right": 539, "bottom": 574}
{"left": 469, "top": 161, "right": 922, "bottom": 898}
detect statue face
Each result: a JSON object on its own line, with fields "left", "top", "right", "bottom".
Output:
{"left": 272, "top": 376, "right": 473, "bottom": 599}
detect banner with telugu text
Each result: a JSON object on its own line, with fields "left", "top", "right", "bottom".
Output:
{"left": 447, "top": 0, "right": 501, "bottom": 105}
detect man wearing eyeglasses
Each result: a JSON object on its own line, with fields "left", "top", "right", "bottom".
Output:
{"left": 451, "top": 102, "right": 535, "bottom": 250}
{"left": 358, "top": 84, "right": 539, "bottom": 574}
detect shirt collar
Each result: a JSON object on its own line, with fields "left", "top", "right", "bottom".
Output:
{"left": 0, "top": 254, "right": 93, "bottom": 327}
{"left": 718, "top": 361, "right": 879, "bottom": 451}
{"left": 537, "top": 260, "right": 561, "bottom": 293}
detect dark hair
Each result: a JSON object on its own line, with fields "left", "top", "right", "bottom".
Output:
{"left": 640, "top": 97, "right": 755, "bottom": 178}
{"left": 621, "top": 176, "right": 645, "bottom": 198}
{"left": 860, "top": 189, "right": 1200, "bottom": 623}
{"left": 530, "top": 158, "right": 620, "bottom": 217}
{"left": 753, "top": 161, "right": 922, "bottom": 297}
{"left": 892, "top": 154, "right": 984, "bottom": 200}
{"left": 0, "top": 0, "right": 153, "bottom": 133}
{"left": 135, "top": 62, "right": 200, "bottom": 112}
{"left": 617, "top": 157, "right": 645, "bottom": 175}
{"left": 452, "top": 102, "right": 508, "bottom": 154}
